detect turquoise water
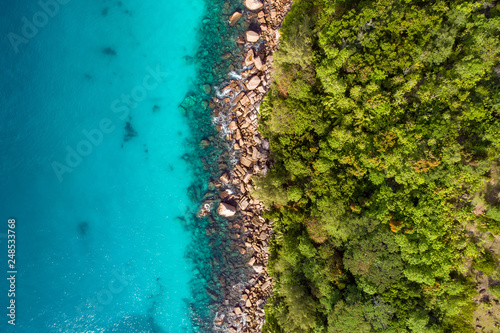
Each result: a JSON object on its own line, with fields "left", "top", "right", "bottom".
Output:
{"left": 0, "top": 0, "right": 210, "bottom": 331}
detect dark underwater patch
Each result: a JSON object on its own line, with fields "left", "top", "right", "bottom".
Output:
{"left": 102, "top": 47, "right": 117, "bottom": 56}
{"left": 78, "top": 221, "right": 89, "bottom": 236}
{"left": 123, "top": 121, "right": 138, "bottom": 142}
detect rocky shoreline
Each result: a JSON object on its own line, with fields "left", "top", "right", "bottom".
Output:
{"left": 203, "top": 0, "right": 293, "bottom": 331}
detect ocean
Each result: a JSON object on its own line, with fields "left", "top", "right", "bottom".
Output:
{"left": 0, "top": 0, "right": 210, "bottom": 331}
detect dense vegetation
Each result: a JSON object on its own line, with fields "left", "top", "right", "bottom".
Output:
{"left": 255, "top": 0, "right": 500, "bottom": 331}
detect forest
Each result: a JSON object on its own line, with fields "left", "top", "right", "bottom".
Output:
{"left": 255, "top": 0, "right": 500, "bottom": 331}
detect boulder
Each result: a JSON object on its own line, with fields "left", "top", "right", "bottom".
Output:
{"left": 196, "top": 200, "right": 213, "bottom": 218}
{"left": 254, "top": 56, "right": 263, "bottom": 70}
{"left": 261, "top": 280, "right": 271, "bottom": 291}
{"left": 246, "top": 76, "right": 261, "bottom": 90}
{"left": 243, "top": 173, "right": 252, "bottom": 184}
{"left": 240, "top": 94, "right": 251, "bottom": 106}
{"left": 253, "top": 265, "right": 264, "bottom": 274}
{"left": 228, "top": 121, "right": 238, "bottom": 131}
{"left": 229, "top": 11, "right": 243, "bottom": 26}
{"left": 241, "top": 156, "right": 253, "bottom": 168}
{"left": 244, "top": 0, "right": 264, "bottom": 11}
{"left": 262, "top": 138, "right": 270, "bottom": 150}
{"left": 239, "top": 197, "right": 250, "bottom": 210}
{"left": 244, "top": 49, "right": 254, "bottom": 67}
{"left": 217, "top": 202, "right": 236, "bottom": 217}
{"left": 220, "top": 173, "right": 230, "bottom": 183}
{"left": 252, "top": 146, "right": 261, "bottom": 160}
{"left": 220, "top": 189, "right": 231, "bottom": 200}
{"left": 246, "top": 30, "right": 260, "bottom": 43}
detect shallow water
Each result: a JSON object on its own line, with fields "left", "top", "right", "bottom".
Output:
{"left": 0, "top": 0, "right": 207, "bottom": 331}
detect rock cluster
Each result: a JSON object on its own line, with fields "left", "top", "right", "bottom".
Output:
{"left": 205, "top": 0, "right": 294, "bottom": 332}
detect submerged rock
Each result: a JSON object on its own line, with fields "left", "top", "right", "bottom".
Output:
{"left": 217, "top": 202, "right": 236, "bottom": 217}
{"left": 182, "top": 55, "right": 194, "bottom": 66}
{"left": 78, "top": 221, "right": 89, "bottom": 235}
{"left": 199, "top": 139, "right": 210, "bottom": 149}
{"left": 202, "top": 84, "right": 211, "bottom": 95}
{"left": 179, "top": 93, "right": 197, "bottom": 114}
{"left": 123, "top": 121, "right": 138, "bottom": 142}
{"left": 102, "top": 47, "right": 117, "bottom": 56}
{"left": 229, "top": 11, "right": 243, "bottom": 26}
{"left": 244, "top": 0, "right": 264, "bottom": 11}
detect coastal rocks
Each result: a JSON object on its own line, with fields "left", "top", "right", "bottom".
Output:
{"left": 208, "top": 0, "right": 294, "bottom": 332}
{"left": 217, "top": 202, "right": 237, "bottom": 217}
{"left": 244, "top": 0, "right": 264, "bottom": 11}
{"left": 246, "top": 30, "right": 260, "bottom": 43}
{"left": 229, "top": 11, "right": 243, "bottom": 26}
